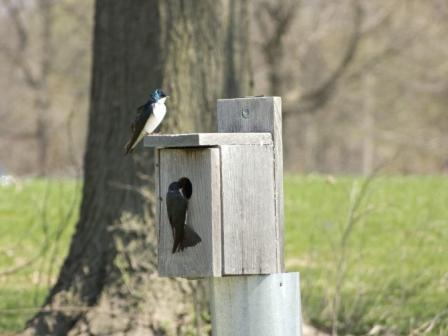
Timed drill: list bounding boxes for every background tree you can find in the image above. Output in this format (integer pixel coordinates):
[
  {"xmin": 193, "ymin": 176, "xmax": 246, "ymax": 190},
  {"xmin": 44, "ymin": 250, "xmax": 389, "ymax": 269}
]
[
  {"xmin": 0, "ymin": 0, "xmax": 54, "ymax": 176},
  {"xmin": 1, "ymin": 0, "xmax": 448, "ymax": 176},
  {"xmin": 23, "ymin": 1, "xmax": 251, "ymax": 335},
  {"xmin": 0, "ymin": 0, "xmax": 92, "ymax": 176},
  {"xmin": 251, "ymin": 0, "xmax": 448, "ymax": 173}
]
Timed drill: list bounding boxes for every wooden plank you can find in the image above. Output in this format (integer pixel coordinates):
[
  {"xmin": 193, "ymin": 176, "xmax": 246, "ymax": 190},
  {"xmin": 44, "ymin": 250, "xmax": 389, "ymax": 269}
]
[
  {"xmin": 158, "ymin": 148, "xmax": 221, "ymax": 277},
  {"xmin": 220, "ymin": 145, "xmax": 277, "ymax": 274},
  {"xmin": 144, "ymin": 132, "xmax": 272, "ymax": 148},
  {"xmin": 217, "ymin": 97, "xmax": 284, "ymax": 271},
  {"xmin": 155, "ymin": 149, "xmax": 161, "ymax": 246}
]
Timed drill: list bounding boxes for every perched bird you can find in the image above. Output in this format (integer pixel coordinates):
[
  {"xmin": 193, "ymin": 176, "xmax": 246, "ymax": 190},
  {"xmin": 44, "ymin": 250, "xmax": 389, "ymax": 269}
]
[
  {"xmin": 166, "ymin": 177, "xmax": 201, "ymax": 254},
  {"xmin": 124, "ymin": 89, "xmax": 168, "ymax": 154}
]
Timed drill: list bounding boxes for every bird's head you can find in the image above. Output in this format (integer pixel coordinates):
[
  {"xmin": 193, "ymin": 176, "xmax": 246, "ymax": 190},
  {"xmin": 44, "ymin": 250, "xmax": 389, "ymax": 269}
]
[
  {"xmin": 178, "ymin": 177, "xmax": 192, "ymax": 199},
  {"xmin": 150, "ymin": 89, "xmax": 168, "ymax": 103}
]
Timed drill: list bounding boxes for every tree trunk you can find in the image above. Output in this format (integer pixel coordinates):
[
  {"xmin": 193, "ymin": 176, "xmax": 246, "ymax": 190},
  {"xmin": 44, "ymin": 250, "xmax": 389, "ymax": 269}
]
[
  {"xmin": 224, "ymin": 0, "xmax": 253, "ymax": 97},
  {"xmin": 35, "ymin": 92, "xmax": 50, "ymax": 176},
  {"xmin": 23, "ymin": 1, "xmax": 251, "ymax": 335},
  {"xmin": 36, "ymin": 0, "xmax": 54, "ymax": 176},
  {"xmin": 362, "ymin": 74, "xmax": 375, "ymax": 175}
]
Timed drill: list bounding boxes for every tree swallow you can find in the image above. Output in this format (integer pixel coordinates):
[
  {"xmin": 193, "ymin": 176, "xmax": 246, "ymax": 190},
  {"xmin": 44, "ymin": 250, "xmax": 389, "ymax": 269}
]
[
  {"xmin": 124, "ymin": 88, "xmax": 168, "ymax": 154},
  {"xmin": 166, "ymin": 177, "xmax": 201, "ymax": 254}
]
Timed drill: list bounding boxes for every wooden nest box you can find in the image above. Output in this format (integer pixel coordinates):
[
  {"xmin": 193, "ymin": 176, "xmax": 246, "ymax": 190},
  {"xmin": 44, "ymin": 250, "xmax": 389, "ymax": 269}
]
[{"xmin": 144, "ymin": 97, "xmax": 284, "ymax": 278}]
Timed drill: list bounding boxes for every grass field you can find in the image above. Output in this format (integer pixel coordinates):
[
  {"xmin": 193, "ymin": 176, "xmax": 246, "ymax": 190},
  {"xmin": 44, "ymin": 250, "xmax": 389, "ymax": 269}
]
[
  {"xmin": 0, "ymin": 176, "xmax": 447, "ymax": 335},
  {"xmin": 0, "ymin": 179, "xmax": 80, "ymax": 333},
  {"xmin": 285, "ymin": 175, "xmax": 448, "ymax": 335}
]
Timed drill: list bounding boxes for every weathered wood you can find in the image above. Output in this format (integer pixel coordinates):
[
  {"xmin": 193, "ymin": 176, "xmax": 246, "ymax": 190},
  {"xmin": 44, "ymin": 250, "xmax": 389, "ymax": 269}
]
[
  {"xmin": 220, "ymin": 144, "xmax": 277, "ymax": 274},
  {"xmin": 210, "ymin": 273, "xmax": 302, "ymax": 336},
  {"xmin": 152, "ymin": 97, "xmax": 284, "ymax": 277},
  {"xmin": 155, "ymin": 149, "xmax": 161, "ymax": 242},
  {"xmin": 157, "ymin": 148, "xmax": 221, "ymax": 277},
  {"xmin": 144, "ymin": 132, "xmax": 272, "ymax": 148},
  {"xmin": 217, "ymin": 97, "xmax": 284, "ymax": 271}
]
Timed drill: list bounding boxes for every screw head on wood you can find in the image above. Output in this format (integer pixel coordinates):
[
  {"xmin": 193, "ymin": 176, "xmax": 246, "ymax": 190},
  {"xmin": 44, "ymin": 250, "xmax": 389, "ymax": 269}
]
[{"xmin": 241, "ymin": 108, "xmax": 250, "ymax": 119}]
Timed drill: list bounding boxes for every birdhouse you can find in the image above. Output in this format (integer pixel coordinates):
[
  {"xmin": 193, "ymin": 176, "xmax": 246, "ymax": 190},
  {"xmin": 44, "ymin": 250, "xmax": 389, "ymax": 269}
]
[{"xmin": 144, "ymin": 97, "xmax": 284, "ymax": 278}]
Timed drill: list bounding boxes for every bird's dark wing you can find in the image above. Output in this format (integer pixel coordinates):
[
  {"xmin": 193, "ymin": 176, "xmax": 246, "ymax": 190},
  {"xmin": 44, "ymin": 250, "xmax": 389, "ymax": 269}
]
[
  {"xmin": 124, "ymin": 103, "xmax": 154, "ymax": 154},
  {"xmin": 166, "ymin": 189, "xmax": 188, "ymax": 253}
]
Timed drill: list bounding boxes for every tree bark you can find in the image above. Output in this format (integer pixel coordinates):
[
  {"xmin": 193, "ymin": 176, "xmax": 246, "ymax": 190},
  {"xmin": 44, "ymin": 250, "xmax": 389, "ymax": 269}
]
[{"xmin": 23, "ymin": 1, "xmax": 250, "ymax": 335}]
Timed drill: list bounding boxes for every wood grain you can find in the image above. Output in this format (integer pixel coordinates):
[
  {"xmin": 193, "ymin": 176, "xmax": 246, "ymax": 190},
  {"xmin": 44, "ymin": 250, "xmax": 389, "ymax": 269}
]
[
  {"xmin": 217, "ymin": 97, "xmax": 284, "ymax": 271},
  {"xmin": 157, "ymin": 148, "xmax": 221, "ymax": 277},
  {"xmin": 220, "ymin": 144, "xmax": 277, "ymax": 274}
]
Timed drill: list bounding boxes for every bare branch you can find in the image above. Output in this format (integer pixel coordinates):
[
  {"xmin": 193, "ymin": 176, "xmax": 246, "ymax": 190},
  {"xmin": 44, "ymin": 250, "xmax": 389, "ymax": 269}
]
[
  {"xmin": 295, "ymin": 0, "xmax": 364, "ymax": 114},
  {"xmin": 59, "ymin": 1, "xmax": 90, "ymax": 28},
  {"xmin": 3, "ymin": 0, "xmax": 28, "ymax": 50},
  {"xmin": 38, "ymin": 0, "xmax": 54, "ymax": 80},
  {"xmin": 255, "ymin": 0, "xmax": 300, "ymax": 95},
  {"xmin": 0, "ymin": 0, "xmax": 39, "ymax": 87},
  {"xmin": 346, "ymin": 35, "xmax": 416, "ymax": 82},
  {"xmin": 361, "ymin": 0, "xmax": 400, "ymax": 35}
]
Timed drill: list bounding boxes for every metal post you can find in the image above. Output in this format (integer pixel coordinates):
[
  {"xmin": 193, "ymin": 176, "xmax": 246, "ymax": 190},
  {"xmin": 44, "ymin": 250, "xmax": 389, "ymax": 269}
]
[{"xmin": 210, "ymin": 273, "xmax": 302, "ymax": 336}]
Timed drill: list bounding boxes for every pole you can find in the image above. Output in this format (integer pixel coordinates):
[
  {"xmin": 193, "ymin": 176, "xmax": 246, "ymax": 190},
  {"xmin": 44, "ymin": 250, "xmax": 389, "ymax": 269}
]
[{"xmin": 210, "ymin": 273, "xmax": 302, "ymax": 336}]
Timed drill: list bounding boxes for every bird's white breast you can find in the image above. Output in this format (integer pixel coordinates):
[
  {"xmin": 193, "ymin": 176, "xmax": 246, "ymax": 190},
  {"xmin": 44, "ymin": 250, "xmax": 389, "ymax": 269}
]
[{"xmin": 144, "ymin": 100, "xmax": 167, "ymax": 133}]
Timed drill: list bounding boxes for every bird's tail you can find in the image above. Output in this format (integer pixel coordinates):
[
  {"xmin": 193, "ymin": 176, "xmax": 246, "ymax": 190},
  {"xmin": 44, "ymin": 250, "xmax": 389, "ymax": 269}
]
[{"xmin": 179, "ymin": 225, "xmax": 202, "ymax": 252}]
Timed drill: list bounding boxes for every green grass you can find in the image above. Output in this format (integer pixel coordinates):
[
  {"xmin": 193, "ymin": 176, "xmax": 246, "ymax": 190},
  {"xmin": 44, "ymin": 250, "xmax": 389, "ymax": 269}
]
[
  {"xmin": 0, "ymin": 176, "xmax": 447, "ymax": 334},
  {"xmin": 285, "ymin": 175, "xmax": 448, "ymax": 335},
  {"xmin": 0, "ymin": 179, "xmax": 80, "ymax": 334}
]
